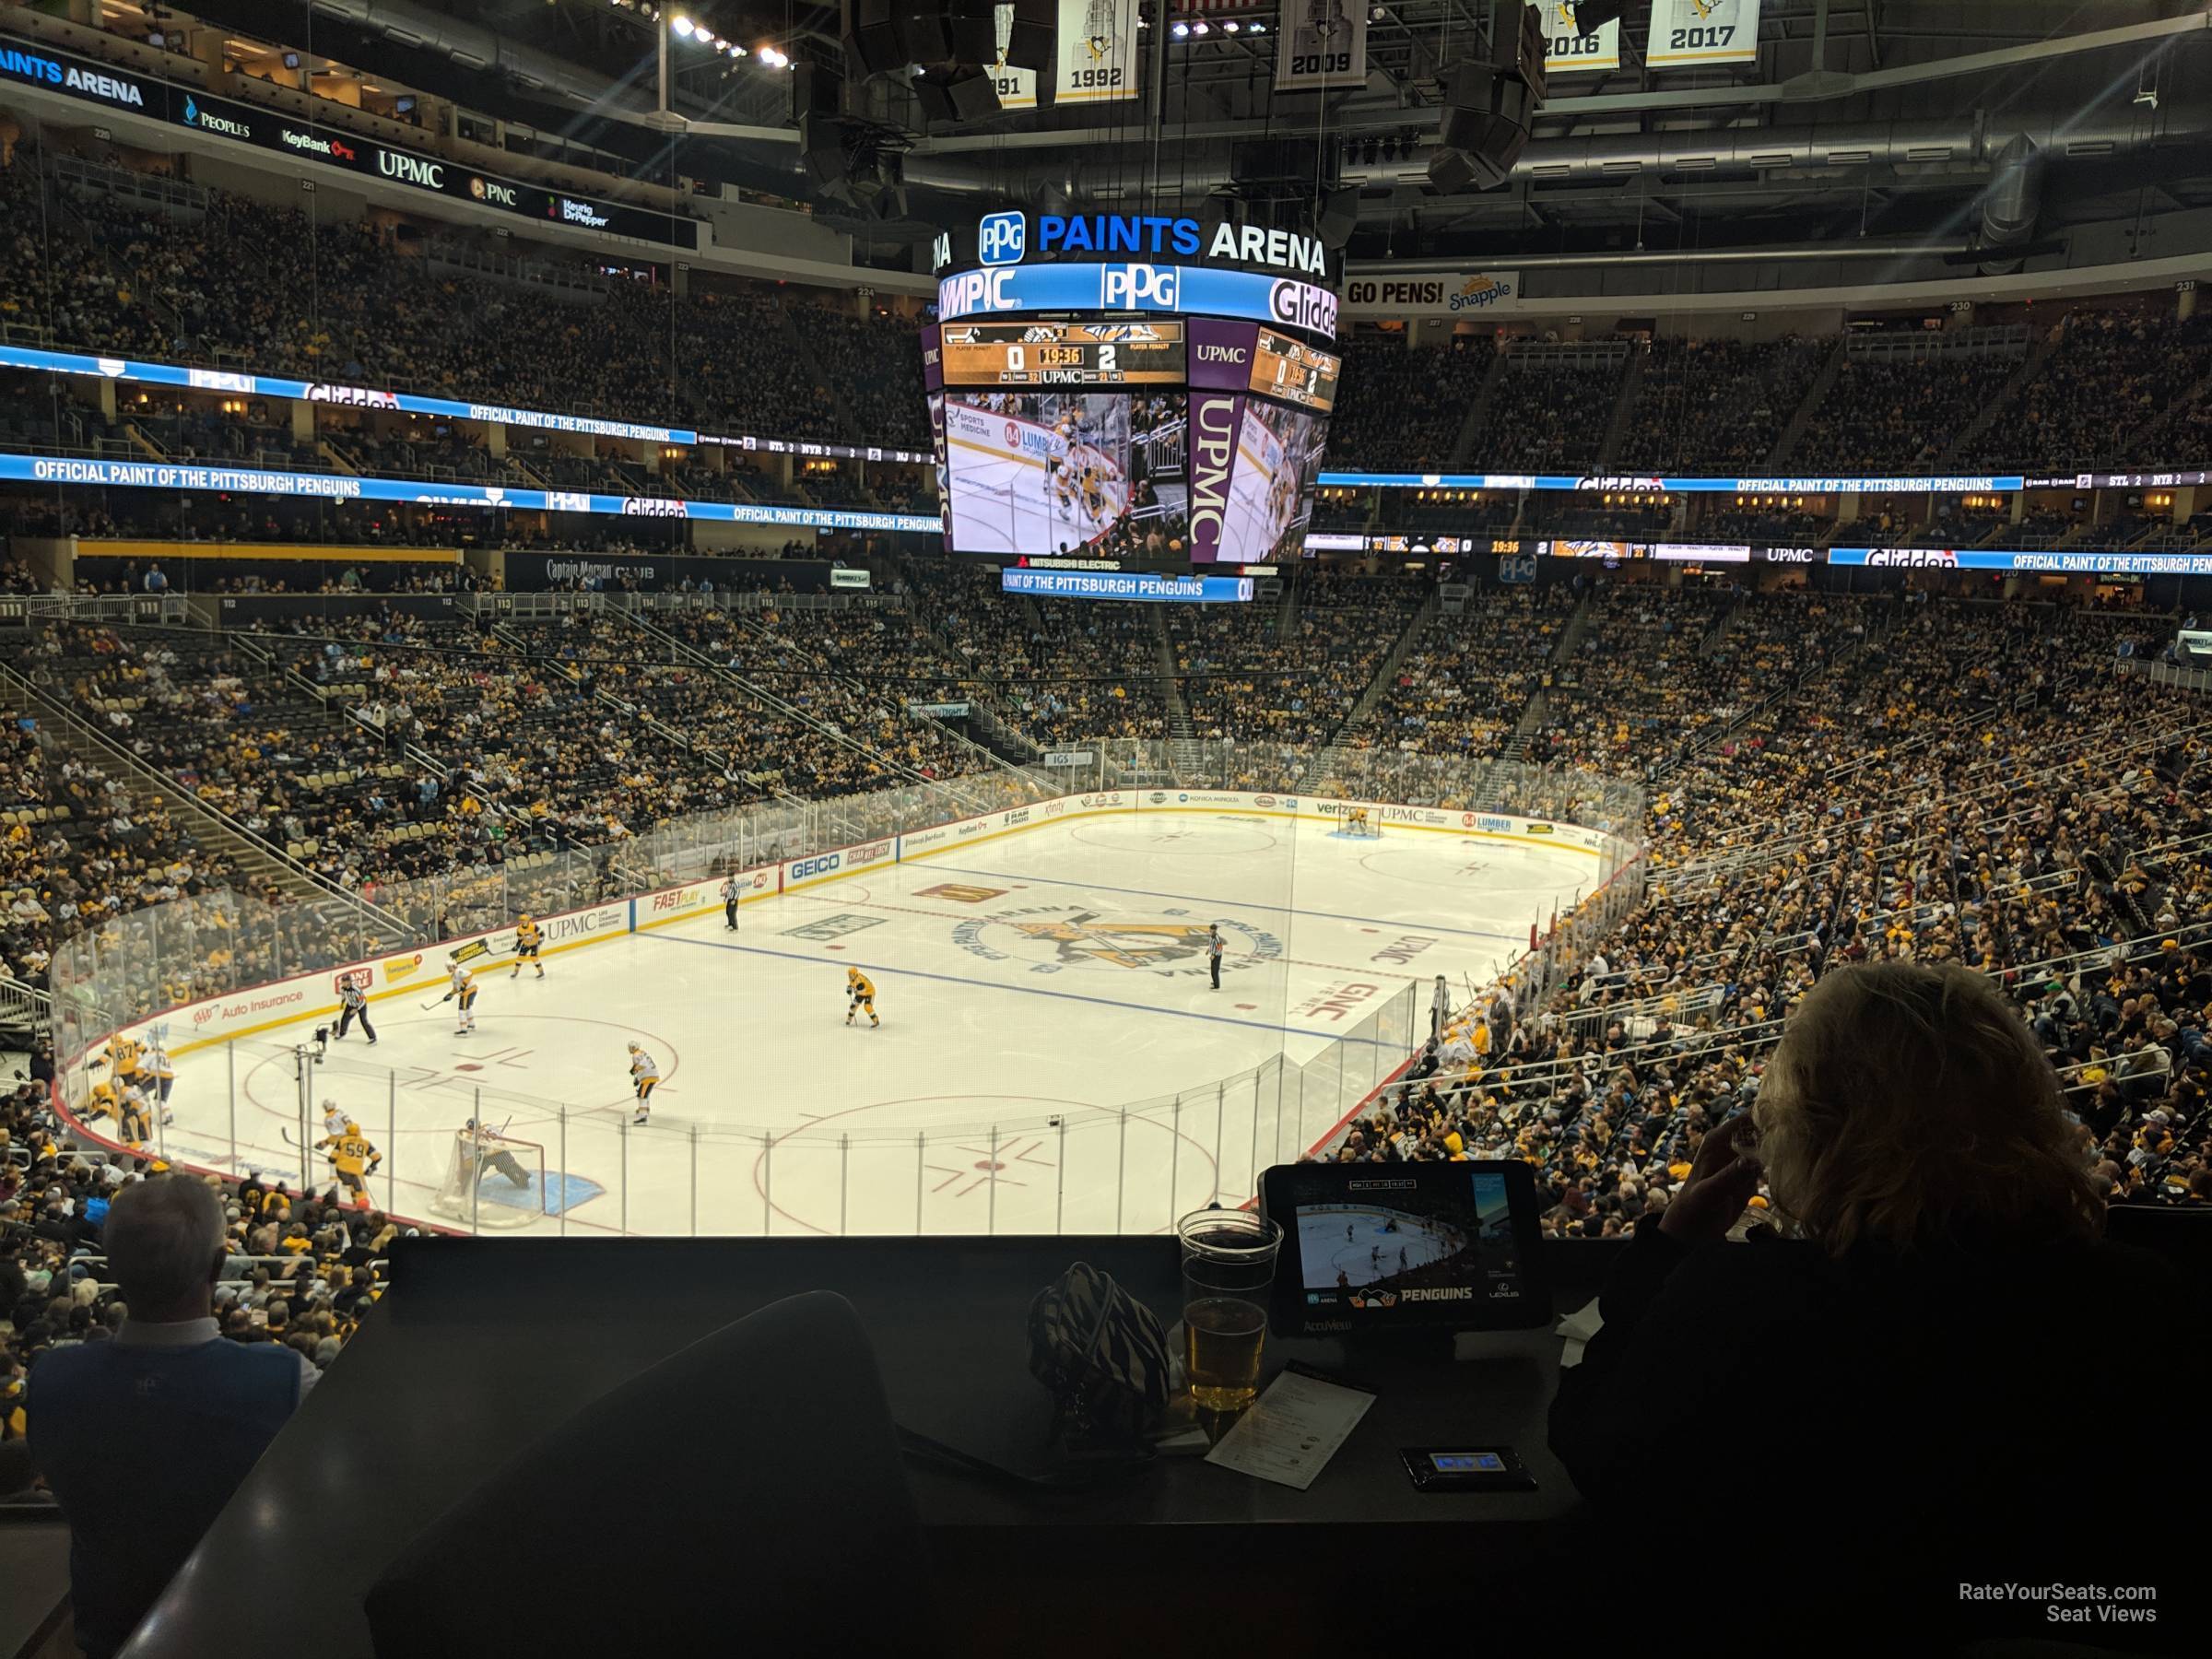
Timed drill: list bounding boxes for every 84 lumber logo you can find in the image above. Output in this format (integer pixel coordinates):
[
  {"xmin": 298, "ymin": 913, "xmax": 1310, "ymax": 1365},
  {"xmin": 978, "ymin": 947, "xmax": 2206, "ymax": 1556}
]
[{"xmin": 953, "ymin": 904, "xmax": 1283, "ymax": 977}]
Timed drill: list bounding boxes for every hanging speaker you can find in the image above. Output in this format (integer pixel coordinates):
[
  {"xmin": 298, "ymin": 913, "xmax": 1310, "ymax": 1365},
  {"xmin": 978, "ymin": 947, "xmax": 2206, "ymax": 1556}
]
[
  {"xmin": 798, "ymin": 112, "xmax": 853, "ymax": 197},
  {"xmin": 1566, "ymin": 1, "xmax": 1627, "ymax": 35},
  {"xmin": 897, "ymin": 1, "xmax": 957, "ymax": 65},
  {"xmin": 947, "ymin": 0, "xmax": 997, "ymax": 62},
  {"xmin": 843, "ymin": 0, "xmax": 904, "ymax": 79},
  {"xmin": 792, "ymin": 62, "xmax": 843, "ymax": 123},
  {"xmin": 1005, "ymin": 0, "xmax": 1055, "ymax": 71},
  {"xmin": 1316, "ymin": 184, "xmax": 1360, "ymax": 250}
]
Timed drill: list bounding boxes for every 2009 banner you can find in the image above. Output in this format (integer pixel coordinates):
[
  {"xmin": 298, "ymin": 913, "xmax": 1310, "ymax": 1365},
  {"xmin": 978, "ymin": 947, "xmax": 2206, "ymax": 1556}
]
[{"xmin": 1274, "ymin": 2, "xmax": 1368, "ymax": 92}]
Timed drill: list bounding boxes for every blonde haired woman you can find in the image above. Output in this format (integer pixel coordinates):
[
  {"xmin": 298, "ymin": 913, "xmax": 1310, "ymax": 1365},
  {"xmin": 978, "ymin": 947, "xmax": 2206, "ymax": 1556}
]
[{"xmin": 1549, "ymin": 963, "xmax": 2206, "ymax": 1651}]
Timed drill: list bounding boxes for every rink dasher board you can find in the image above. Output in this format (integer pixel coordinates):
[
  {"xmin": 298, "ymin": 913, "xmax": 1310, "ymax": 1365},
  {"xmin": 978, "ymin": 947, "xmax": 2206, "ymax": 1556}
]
[{"xmin": 63, "ymin": 791, "xmax": 1626, "ymax": 1068}]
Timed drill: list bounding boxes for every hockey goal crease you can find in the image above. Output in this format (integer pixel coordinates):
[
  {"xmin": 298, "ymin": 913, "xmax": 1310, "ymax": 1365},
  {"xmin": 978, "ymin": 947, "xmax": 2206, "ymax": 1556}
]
[{"xmin": 428, "ymin": 1127, "xmax": 548, "ymax": 1226}]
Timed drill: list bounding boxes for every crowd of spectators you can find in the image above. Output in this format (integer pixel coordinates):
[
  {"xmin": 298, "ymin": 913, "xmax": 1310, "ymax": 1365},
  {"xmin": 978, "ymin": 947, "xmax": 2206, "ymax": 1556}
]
[
  {"xmin": 1345, "ymin": 585, "xmax": 1577, "ymax": 758},
  {"xmin": 1, "ymin": 1077, "xmax": 402, "ymax": 1513},
  {"xmin": 0, "ymin": 146, "xmax": 911, "ymax": 453},
  {"xmin": 1796, "ymin": 346, "xmax": 2023, "ymax": 471},
  {"xmin": 1314, "ymin": 590, "xmax": 2211, "ymax": 1243},
  {"xmin": 1958, "ymin": 309, "xmax": 2212, "ymax": 472},
  {"xmin": 1613, "ymin": 336, "xmax": 1827, "ymax": 472},
  {"xmin": 1327, "ymin": 334, "xmax": 1494, "ymax": 469},
  {"xmin": 1457, "ymin": 358, "xmax": 1625, "ymax": 473}
]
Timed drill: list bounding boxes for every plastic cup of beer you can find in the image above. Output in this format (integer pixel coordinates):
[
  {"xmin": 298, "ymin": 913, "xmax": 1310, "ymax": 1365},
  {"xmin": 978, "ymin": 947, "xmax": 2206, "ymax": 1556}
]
[{"xmin": 1178, "ymin": 1208, "xmax": 1284, "ymax": 1415}]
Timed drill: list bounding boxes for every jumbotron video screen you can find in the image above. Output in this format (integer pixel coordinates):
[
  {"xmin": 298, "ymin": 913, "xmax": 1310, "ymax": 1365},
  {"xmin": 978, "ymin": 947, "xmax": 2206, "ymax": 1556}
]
[{"xmin": 923, "ymin": 307, "xmax": 1337, "ymax": 564}]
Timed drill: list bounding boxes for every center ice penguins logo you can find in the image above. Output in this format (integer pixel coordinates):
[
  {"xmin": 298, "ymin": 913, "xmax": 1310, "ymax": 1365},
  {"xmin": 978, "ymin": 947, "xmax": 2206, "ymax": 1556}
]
[{"xmin": 954, "ymin": 905, "xmax": 1283, "ymax": 977}]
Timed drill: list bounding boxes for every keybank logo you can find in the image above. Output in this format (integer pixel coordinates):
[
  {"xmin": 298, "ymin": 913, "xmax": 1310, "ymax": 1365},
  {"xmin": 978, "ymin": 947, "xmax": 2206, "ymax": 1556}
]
[{"xmin": 980, "ymin": 210, "xmax": 1026, "ymax": 265}]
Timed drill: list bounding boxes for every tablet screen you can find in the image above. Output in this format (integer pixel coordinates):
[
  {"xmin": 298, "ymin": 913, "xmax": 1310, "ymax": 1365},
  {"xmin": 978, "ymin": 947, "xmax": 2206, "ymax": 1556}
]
[{"xmin": 1271, "ymin": 1165, "xmax": 1537, "ymax": 1328}]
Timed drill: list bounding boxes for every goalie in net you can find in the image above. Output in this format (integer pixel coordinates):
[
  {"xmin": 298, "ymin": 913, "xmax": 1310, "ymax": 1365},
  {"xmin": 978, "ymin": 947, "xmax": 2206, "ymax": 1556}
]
[
  {"xmin": 1343, "ymin": 807, "xmax": 1382, "ymax": 837},
  {"xmin": 429, "ymin": 1118, "xmax": 546, "ymax": 1223}
]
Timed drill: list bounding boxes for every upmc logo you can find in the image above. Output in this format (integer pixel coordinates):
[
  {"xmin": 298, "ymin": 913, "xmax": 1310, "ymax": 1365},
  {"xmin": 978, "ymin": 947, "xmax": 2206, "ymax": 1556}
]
[
  {"xmin": 942, "ymin": 268, "xmax": 1015, "ymax": 316},
  {"xmin": 980, "ymin": 210, "xmax": 1026, "ymax": 265},
  {"xmin": 1102, "ymin": 264, "xmax": 1177, "ymax": 309}
]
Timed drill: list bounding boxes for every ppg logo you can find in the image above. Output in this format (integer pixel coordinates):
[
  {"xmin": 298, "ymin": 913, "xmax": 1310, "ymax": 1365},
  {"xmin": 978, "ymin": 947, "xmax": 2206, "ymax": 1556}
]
[
  {"xmin": 1101, "ymin": 264, "xmax": 1178, "ymax": 309},
  {"xmin": 979, "ymin": 211, "xmax": 1026, "ymax": 265}
]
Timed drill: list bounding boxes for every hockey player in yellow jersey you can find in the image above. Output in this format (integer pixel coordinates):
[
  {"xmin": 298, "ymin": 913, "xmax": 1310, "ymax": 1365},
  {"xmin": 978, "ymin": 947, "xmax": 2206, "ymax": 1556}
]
[
  {"xmin": 103, "ymin": 1033, "xmax": 144, "ymax": 1093},
  {"xmin": 511, "ymin": 914, "xmax": 545, "ymax": 979},
  {"xmin": 846, "ymin": 967, "xmax": 879, "ymax": 1028},
  {"xmin": 315, "ymin": 1119, "xmax": 382, "ymax": 1207},
  {"xmin": 84, "ymin": 1077, "xmax": 119, "ymax": 1125}
]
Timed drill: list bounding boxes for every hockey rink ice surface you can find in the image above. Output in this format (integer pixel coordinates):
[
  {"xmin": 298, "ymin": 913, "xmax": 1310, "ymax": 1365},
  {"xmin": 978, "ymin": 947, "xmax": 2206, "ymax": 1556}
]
[{"xmin": 161, "ymin": 813, "xmax": 1598, "ymax": 1236}]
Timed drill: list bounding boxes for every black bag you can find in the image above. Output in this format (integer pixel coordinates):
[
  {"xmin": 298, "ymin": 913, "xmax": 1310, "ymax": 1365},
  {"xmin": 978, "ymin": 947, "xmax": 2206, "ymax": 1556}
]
[{"xmin": 1026, "ymin": 1262, "xmax": 1171, "ymax": 1449}]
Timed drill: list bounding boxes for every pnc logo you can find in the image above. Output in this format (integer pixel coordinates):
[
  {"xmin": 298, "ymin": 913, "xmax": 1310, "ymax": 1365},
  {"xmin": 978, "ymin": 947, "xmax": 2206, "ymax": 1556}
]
[{"xmin": 980, "ymin": 210, "xmax": 1026, "ymax": 265}]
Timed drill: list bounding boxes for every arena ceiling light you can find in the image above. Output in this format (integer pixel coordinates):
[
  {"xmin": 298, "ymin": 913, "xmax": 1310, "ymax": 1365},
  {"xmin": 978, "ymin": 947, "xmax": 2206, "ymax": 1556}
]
[{"xmin": 670, "ymin": 15, "xmax": 695, "ymax": 37}]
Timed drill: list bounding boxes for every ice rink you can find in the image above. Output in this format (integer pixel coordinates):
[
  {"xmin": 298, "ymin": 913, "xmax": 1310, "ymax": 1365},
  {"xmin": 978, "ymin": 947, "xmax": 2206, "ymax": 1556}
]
[
  {"xmin": 156, "ymin": 811, "xmax": 1599, "ymax": 1236},
  {"xmin": 946, "ymin": 445, "xmax": 1118, "ymax": 555}
]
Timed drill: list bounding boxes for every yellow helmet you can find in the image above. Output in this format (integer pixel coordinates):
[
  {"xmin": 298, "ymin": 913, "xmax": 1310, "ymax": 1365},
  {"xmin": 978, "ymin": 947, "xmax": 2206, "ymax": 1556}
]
[
  {"xmin": 520, "ymin": 913, "xmax": 532, "ymax": 924},
  {"xmin": 847, "ymin": 968, "xmax": 862, "ymax": 982}
]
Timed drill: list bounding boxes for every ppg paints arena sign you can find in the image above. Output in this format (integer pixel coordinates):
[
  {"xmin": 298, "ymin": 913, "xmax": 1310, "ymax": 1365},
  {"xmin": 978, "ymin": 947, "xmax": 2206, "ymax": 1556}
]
[{"xmin": 933, "ymin": 209, "xmax": 1341, "ymax": 338}]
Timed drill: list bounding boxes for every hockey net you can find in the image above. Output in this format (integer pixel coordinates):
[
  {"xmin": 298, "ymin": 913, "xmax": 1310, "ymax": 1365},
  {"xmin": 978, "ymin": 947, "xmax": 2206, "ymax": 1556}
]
[
  {"xmin": 1343, "ymin": 809, "xmax": 1382, "ymax": 838},
  {"xmin": 428, "ymin": 1128, "xmax": 548, "ymax": 1226}
]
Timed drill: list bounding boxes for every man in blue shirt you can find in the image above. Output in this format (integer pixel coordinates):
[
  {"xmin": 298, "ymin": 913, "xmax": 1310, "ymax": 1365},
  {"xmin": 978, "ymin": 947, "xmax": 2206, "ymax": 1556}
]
[{"xmin": 29, "ymin": 1177, "xmax": 314, "ymax": 1657}]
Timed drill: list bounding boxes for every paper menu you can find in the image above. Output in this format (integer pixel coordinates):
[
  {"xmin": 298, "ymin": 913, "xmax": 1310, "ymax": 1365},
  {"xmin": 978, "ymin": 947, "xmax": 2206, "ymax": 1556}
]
[{"xmin": 1202, "ymin": 1367, "xmax": 1376, "ymax": 1490}]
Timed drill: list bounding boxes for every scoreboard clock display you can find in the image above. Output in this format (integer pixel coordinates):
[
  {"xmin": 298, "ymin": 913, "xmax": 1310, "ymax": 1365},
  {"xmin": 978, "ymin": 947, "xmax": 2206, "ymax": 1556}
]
[
  {"xmin": 1249, "ymin": 327, "xmax": 1340, "ymax": 414},
  {"xmin": 939, "ymin": 320, "xmax": 1187, "ymax": 386}
]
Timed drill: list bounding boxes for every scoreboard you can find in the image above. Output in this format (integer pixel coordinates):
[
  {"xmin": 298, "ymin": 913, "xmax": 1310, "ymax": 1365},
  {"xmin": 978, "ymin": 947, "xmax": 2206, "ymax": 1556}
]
[
  {"xmin": 1249, "ymin": 328, "xmax": 1340, "ymax": 415},
  {"xmin": 939, "ymin": 321, "xmax": 1187, "ymax": 387}
]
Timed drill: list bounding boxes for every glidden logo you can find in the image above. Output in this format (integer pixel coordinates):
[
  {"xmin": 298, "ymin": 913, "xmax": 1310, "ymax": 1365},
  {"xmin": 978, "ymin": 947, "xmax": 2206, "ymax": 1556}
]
[{"xmin": 1269, "ymin": 280, "xmax": 1337, "ymax": 335}]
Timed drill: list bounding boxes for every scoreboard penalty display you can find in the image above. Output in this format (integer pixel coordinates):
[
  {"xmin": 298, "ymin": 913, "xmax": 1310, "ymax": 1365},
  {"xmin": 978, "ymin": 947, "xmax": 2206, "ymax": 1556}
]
[
  {"xmin": 940, "ymin": 322, "xmax": 1186, "ymax": 387},
  {"xmin": 922, "ymin": 208, "xmax": 1342, "ymax": 571}
]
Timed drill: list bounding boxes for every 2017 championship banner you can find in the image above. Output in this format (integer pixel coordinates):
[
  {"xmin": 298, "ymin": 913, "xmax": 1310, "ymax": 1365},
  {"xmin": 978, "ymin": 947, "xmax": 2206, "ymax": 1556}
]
[{"xmin": 1649, "ymin": 0, "xmax": 1762, "ymax": 67}]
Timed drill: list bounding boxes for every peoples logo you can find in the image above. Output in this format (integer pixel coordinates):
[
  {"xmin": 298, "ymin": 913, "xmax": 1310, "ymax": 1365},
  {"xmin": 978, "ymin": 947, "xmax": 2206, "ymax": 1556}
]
[
  {"xmin": 979, "ymin": 210, "xmax": 1027, "ymax": 265},
  {"xmin": 952, "ymin": 905, "xmax": 1284, "ymax": 978}
]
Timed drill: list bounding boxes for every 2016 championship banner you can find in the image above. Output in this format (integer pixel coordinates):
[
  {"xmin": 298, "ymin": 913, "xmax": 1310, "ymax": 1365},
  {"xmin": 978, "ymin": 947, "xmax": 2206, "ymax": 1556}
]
[{"xmin": 1542, "ymin": 2, "xmax": 1619, "ymax": 73}]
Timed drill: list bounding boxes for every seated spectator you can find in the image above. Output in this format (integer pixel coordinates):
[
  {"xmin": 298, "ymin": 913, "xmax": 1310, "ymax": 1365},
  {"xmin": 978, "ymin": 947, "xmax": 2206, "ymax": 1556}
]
[
  {"xmin": 1548, "ymin": 963, "xmax": 2209, "ymax": 1647},
  {"xmin": 29, "ymin": 1175, "xmax": 316, "ymax": 1658}
]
